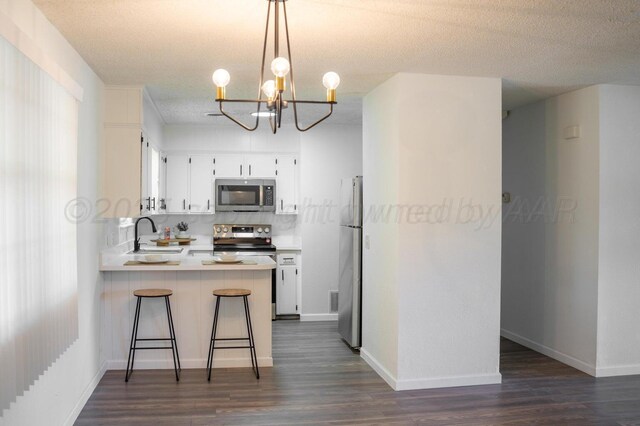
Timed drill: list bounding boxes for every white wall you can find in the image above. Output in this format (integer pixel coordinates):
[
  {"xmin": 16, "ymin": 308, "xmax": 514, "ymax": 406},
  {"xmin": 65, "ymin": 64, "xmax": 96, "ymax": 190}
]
[
  {"xmin": 361, "ymin": 74, "xmax": 401, "ymax": 380},
  {"xmin": 500, "ymin": 101, "xmax": 547, "ymax": 348},
  {"xmin": 362, "ymin": 73, "xmax": 502, "ymax": 390},
  {"xmin": 596, "ymin": 85, "xmax": 640, "ymax": 376},
  {"xmin": 299, "ymin": 124, "xmax": 363, "ymax": 317},
  {"xmin": 163, "ymin": 124, "xmax": 301, "ymax": 153},
  {"xmin": 0, "ymin": 1, "xmax": 105, "ymax": 425},
  {"xmin": 501, "ymin": 86, "xmax": 601, "ymax": 375}
]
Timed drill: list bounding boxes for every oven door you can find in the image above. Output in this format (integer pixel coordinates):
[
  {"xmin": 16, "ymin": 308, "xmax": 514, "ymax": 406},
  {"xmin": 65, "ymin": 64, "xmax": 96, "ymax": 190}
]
[{"xmin": 215, "ymin": 180, "xmax": 263, "ymax": 212}]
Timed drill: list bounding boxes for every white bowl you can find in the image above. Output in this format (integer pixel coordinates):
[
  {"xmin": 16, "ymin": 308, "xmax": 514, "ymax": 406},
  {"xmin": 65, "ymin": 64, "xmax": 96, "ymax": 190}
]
[
  {"xmin": 138, "ymin": 254, "xmax": 168, "ymax": 264},
  {"xmin": 219, "ymin": 254, "xmax": 238, "ymax": 262}
]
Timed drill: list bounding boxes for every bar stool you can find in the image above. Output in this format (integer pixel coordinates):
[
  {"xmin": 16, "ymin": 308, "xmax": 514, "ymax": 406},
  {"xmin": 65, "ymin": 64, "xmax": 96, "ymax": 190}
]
[
  {"xmin": 206, "ymin": 289, "xmax": 259, "ymax": 381},
  {"xmin": 125, "ymin": 289, "xmax": 181, "ymax": 382}
]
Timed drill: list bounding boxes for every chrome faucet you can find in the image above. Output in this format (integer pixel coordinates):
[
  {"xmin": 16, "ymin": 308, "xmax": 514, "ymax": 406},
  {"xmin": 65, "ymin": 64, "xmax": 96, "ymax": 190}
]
[{"xmin": 134, "ymin": 216, "xmax": 157, "ymax": 252}]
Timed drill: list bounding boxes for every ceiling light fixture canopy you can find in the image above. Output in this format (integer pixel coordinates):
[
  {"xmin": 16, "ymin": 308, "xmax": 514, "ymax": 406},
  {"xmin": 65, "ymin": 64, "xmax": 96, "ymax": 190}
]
[{"xmin": 211, "ymin": 0, "xmax": 340, "ymax": 133}]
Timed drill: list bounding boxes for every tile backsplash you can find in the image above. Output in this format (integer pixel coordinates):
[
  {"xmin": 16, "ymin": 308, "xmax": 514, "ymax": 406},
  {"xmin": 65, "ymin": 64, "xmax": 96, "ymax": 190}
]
[{"xmin": 104, "ymin": 213, "xmax": 299, "ymax": 248}]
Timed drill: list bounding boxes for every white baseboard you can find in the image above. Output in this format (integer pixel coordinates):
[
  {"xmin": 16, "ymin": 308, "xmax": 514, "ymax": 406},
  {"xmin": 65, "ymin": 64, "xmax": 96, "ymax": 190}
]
[
  {"xmin": 300, "ymin": 313, "xmax": 338, "ymax": 322},
  {"xmin": 501, "ymin": 328, "xmax": 597, "ymax": 376},
  {"xmin": 360, "ymin": 347, "xmax": 398, "ymax": 389},
  {"xmin": 360, "ymin": 347, "xmax": 501, "ymax": 391},
  {"xmin": 395, "ymin": 373, "xmax": 502, "ymax": 391},
  {"xmin": 63, "ymin": 361, "xmax": 107, "ymax": 426},
  {"xmin": 106, "ymin": 356, "xmax": 273, "ymax": 370},
  {"xmin": 595, "ymin": 363, "xmax": 640, "ymax": 377}
]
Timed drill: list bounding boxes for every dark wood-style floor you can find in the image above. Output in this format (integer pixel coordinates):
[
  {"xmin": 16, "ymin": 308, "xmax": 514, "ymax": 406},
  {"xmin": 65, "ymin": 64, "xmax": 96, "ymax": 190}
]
[{"xmin": 76, "ymin": 321, "xmax": 640, "ymax": 425}]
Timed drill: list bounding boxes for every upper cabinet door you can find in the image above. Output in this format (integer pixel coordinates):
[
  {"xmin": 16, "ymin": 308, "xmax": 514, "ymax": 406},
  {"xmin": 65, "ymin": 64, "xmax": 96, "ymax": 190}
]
[
  {"xmin": 246, "ymin": 154, "xmax": 276, "ymax": 178},
  {"xmin": 149, "ymin": 145, "xmax": 161, "ymax": 214},
  {"xmin": 140, "ymin": 137, "xmax": 150, "ymax": 214},
  {"xmin": 276, "ymin": 154, "xmax": 298, "ymax": 215},
  {"xmin": 190, "ymin": 155, "xmax": 214, "ymax": 213},
  {"xmin": 214, "ymin": 154, "xmax": 245, "ymax": 178},
  {"xmin": 165, "ymin": 154, "xmax": 189, "ymax": 213}
]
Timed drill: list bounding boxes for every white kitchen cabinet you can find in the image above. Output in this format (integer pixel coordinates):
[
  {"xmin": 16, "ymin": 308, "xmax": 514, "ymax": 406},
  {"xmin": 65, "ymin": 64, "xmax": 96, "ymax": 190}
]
[
  {"xmin": 149, "ymin": 145, "xmax": 161, "ymax": 213},
  {"xmin": 102, "ymin": 86, "xmax": 166, "ymax": 218},
  {"xmin": 276, "ymin": 154, "xmax": 298, "ymax": 214},
  {"xmin": 214, "ymin": 153, "xmax": 276, "ymax": 179},
  {"xmin": 214, "ymin": 154, "xmax": 244, "ymax": 178},
  {"xmin": 276, "ymin": 254, "xmax": 299, "ymax": 315},
  {"xmin": 165, "ymin": 154, "xmax": 189, "ymax": 213},
  {"xmin": 246, "ymin": 154, "xmax": 276, "ymax": 178},
  {"xmin": 189, "ymin": 155, "xmax": 214, "ymax": 213},
  {"xmin": 140, "ymin": 137, "xmax": 149, "ymax": 213},
  {"xmin": 140, "ymin": 137, "xmax": 162, "ymax": 214}
]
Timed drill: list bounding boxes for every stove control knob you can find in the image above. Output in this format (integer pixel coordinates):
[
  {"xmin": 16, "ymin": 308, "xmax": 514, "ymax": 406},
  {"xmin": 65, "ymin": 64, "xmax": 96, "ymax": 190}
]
[
  {"xmin": 223, "ymin": 227, "xmax": 228, "ymax": 233},
  {"xmin": 257, "ymin": 227, "xmax": 263, "ymax": 233},
  {"xmin": 215, "ymin": 227, "xmax": 221, "ymax": 233},
  {"xmin": 264, "ymin": 227, "xmax": 270, "ymax": 233}
]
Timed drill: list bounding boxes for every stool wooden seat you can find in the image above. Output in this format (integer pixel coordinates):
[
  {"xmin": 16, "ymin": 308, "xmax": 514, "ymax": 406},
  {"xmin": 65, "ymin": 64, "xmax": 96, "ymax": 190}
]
[
  {"xmin": 207, "ymin": 288, "xmax": 259, "ymax": 381},
  {"xmin": 213, "ymin": 288, "xmax": 251, "ymax": 297},
  {"xmin": 134, "ymin": 288, "xmax": 173, "ymax": 297},
  {"xmin": 125, "ymin": 289, "xmax": 180, "ymax": 382}
]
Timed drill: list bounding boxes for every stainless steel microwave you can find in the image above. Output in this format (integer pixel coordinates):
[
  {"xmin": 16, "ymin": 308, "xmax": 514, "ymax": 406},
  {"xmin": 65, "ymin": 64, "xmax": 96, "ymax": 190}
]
[{"xmin": 215, "ymin": 179, "xmax": 276, "ymax": 212}]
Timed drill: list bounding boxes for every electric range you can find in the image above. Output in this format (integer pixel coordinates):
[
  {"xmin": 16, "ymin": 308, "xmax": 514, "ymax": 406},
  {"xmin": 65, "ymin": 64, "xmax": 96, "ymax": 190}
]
[{"xmin": 213, "ymin": 224, "xmax": 277, "ymax": 319}]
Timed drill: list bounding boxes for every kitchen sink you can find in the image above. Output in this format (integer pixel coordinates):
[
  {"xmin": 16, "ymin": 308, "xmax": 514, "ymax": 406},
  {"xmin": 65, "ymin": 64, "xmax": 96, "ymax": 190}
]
[{"xmin": 128, "ymin": 248, "xmax": 184, "ymax": 255}]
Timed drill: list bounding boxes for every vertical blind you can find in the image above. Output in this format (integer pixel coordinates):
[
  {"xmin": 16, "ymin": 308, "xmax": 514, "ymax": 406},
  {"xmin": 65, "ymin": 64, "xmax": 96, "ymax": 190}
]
[{"xmin": 0, "ymin": 35, "xmax": 79, "ymax": 412}]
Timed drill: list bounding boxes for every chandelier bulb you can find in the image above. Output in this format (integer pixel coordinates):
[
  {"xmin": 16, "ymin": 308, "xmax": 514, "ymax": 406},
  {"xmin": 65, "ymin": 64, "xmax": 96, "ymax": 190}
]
[
  {"xmin": 212, "ymin": 69, "xmax": 231, "ymax": 88},
  {"xmin": 322, "ymin": 72, "xmax": 341, "ymax": 90},
  {"xmin": 271, "ymin": 57, "xmax": 291, "ymax": 78},
  {"xmin": 262, "ymin": 80, "xmax": 277, "ymax": 99}
]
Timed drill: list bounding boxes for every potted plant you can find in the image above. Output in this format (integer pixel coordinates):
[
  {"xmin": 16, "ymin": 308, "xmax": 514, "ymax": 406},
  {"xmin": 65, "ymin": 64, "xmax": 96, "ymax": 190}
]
[{"xmin": 175, "ymin": 221, "xmax": 190, "ymax": 239}]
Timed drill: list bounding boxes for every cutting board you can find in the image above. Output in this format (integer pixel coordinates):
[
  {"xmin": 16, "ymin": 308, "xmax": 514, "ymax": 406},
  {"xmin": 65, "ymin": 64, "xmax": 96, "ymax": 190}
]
[
  {"xmin": 124, "ymin": 261, "xmax": 181, "ymax": 266},
  {"xmin": 150, "ymin": 238, "xmax": 197, "ymax": 246}
]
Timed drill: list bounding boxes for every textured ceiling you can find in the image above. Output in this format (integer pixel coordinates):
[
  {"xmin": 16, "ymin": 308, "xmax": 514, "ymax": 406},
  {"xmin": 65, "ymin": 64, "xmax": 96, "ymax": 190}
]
[{"xmin": 33, "ymin": 0, "xmax": 640, "ymax": 125}]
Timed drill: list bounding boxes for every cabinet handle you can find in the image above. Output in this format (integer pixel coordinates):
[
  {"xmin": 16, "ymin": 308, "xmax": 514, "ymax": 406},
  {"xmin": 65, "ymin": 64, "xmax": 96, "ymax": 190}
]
[
  {"xmin": 282, "ymin": 270, "xmax": 284, "ymax": 281},
  {"xmin": 207, "ymin": 200, "xmax": 210, "ymax": 210},
  {"xmin": 281, "ymin": 199, "xmax": 283, "ymax": 211},
  {"xmin": 146, "ymin": 197, "xmax": 151, "ymax": 211},
  {"xmin": 183, "ymin": 199, "xmax": 186, "ymax": 210},
  {"xmin": 240, "ymin": 165, "xmax": 243, "ymax": 176},
  {"xmin": 249, "ymin": 165, "xmax": 252, "ymax": 176},
  {"xmin": 151, "ymin": 197, "xmax": 156, "ymax": 210}
]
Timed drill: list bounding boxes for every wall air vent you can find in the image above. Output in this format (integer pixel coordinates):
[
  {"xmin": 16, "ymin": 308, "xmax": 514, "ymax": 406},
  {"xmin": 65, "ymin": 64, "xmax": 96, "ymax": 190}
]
[{"xmin": 329, "ymin": 290, "xmax": 339, "ymax": 313}]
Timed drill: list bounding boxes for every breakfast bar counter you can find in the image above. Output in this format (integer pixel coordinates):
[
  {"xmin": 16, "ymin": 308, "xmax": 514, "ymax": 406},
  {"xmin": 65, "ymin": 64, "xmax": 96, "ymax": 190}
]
[{"xmin": 100, "ymin": 244, "xmax": 275, "ymax": 372}]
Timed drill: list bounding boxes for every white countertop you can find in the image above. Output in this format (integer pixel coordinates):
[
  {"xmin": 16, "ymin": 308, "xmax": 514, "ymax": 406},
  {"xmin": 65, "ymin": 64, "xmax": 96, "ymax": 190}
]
[
  {"xmin": 272, "ymin": 236, "xmax": 302, "ymax": 251},
  {"xmin": 100, "ymin": 235, "xmax": 276, "ymax": 272}
]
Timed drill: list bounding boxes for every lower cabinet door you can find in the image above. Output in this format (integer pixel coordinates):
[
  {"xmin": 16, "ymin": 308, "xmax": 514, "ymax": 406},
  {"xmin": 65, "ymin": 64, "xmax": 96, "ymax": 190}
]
[{"xmin": 276, "ymin": 266, "xmax": 297, "ymax": 315}]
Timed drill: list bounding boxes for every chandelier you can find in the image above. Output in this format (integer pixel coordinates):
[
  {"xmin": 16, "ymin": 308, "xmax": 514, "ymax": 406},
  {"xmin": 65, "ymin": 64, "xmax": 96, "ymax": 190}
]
[{"xmin": 211, "ymin": 0, "xmax": 340, "ymax": 134}]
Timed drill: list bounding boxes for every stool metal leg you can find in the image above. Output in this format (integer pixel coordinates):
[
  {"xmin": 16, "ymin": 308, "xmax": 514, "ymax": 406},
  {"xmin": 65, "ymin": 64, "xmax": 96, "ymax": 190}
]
[
  {"xmin": 125, "ymin": 296, "xmax": 142, "ymax": 382},
  {"xmin": 243, "ymin": 295, "xmax": 260, "ymax": 379},
  {"xmin": 207, "ymin": 296, "xmax": 221, "ymax": 381},
  {"xmin": 166, "ymin": 297, "xmax": 181, "ymax": 372},
  {"xmin": 164, "ymin": 296, "xmax": 180, "ymax": 381}
]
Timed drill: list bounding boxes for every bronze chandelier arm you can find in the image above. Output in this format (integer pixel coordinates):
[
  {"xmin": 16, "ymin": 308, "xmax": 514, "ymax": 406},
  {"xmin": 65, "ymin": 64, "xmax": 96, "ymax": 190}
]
[
  {"xmin": 217, "ymin": 100, "xmax": 261, "ymax": 131},
  {"xmin": 292, "ymin": 103, "xmax": 335, "ymax": 132}
]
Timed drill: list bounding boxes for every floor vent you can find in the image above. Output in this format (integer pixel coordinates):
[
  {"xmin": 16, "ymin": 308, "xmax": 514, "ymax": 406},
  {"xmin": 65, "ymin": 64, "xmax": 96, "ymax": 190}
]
[{"xmin": 329, "ymin": 290, "xmax": 339, "ymax": 313}]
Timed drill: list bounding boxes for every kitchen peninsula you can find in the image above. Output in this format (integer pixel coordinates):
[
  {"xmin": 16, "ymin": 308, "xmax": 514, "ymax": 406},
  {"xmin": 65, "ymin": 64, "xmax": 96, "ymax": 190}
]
[{"xmin": 100, "ymin": 238, "xmax": 275, "ymax": 371}]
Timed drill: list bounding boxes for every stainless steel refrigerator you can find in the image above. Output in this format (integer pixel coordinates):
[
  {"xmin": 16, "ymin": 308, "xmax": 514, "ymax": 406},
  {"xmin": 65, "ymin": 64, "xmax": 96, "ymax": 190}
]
[{"xmin": 338, "ymin": 176, "xmax": 363, "ymax": 348}]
